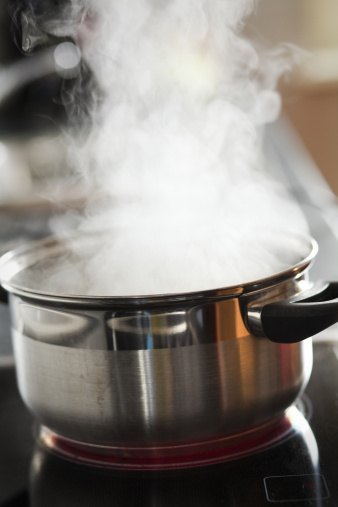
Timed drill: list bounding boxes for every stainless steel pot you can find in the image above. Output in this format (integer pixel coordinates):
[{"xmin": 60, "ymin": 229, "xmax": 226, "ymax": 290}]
[{"xmin": 0, "ymin": 232, "xmax": 336, "ymax": 455}]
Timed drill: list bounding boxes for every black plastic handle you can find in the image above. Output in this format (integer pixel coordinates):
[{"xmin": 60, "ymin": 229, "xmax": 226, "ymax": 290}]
[
  {"xmin": 261, "ymin": 282, "xmax": 338, "ymax": 344},
  {"xmin": 0, "ymin": 286, "xmax": 8, "ymax": 305}
]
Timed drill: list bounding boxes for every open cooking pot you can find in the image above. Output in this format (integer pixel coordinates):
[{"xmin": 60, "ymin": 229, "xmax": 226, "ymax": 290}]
[{"xmin": 0, "ymin": 231, "xmax": 337, "ymax": 465}]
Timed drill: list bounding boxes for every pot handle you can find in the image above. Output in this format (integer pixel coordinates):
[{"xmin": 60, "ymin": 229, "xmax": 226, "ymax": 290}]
[
  {"xmin": 261, "ymin": 282, "xmax": 338, "ymax": 343},
  {"xmin": 0, "ymin": 286, "xmax": 8, "ymax": 305}
]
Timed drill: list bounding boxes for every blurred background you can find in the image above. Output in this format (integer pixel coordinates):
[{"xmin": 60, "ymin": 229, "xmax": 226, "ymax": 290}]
[
  {"xmin": 0, "ymin": 0, "xmax": 87, "ymax": 250},
  {"xmin": 252, "ymin": 0, "xmax": 338, "ymax": 196},
  {"xmin": 0, "ymin": 0, "xmax": 337, "ymax": 212}
]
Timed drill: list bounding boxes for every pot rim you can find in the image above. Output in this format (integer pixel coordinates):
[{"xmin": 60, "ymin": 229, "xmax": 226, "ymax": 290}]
[{"xmin": 0, "ymin": 231, "xmax": 318, "ymax": 307}]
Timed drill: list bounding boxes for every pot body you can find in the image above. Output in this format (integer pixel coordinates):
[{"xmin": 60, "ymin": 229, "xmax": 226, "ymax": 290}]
[{"xmin": 9, "ymin": 279, "xmax": 313, "ymax": 447}]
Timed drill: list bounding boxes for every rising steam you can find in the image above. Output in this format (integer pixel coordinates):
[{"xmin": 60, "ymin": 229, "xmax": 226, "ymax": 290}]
[{"xmin": 19, "ymin": 0, "xmax": 309, "ymax": 296}]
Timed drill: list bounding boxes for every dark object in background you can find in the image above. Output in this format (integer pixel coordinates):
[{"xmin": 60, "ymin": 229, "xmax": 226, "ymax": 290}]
[
  {"xmin": 0, "ymin": 0, "xmax": 63, "ymax": 135},
  {"xmin": 0, "ymin": 0, "xmax": 97, "ymax": 137}
]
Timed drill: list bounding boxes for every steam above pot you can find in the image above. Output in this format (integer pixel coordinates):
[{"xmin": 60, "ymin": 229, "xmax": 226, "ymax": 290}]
[{"xmin": 15, "ymin": 0, "xmax": 307, "ymax": 295}]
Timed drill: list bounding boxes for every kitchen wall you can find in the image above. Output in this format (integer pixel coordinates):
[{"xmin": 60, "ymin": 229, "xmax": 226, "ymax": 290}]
[{"xmin": 252, "ymin": 1, "xmax": 338, "ymax": 195}]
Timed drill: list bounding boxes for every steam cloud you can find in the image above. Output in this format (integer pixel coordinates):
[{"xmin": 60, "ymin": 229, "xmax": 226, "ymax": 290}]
[{"xmin": 21, "ymin": 0, "xmax": 309, "ymax": 296}]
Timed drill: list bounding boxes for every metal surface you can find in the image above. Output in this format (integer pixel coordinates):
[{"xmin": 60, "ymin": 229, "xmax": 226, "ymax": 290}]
[
  {"xmin": 11, "ymin": 312, "xmax": 313, "ymax": 445},
  {"xmin": 0, "ymin": 230, "xmax": 318, "ymax": 447}
]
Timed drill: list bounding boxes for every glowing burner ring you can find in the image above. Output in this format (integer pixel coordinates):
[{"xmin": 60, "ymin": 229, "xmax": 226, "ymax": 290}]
[{"xmin": 39, "ymin": 406, "xmax": 304, "ymax": 471}]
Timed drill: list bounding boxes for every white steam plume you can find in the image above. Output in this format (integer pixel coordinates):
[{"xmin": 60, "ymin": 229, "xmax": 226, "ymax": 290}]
[{"xmin": 24, "ymin": 0, "xmax": 309, "ymax": 296}]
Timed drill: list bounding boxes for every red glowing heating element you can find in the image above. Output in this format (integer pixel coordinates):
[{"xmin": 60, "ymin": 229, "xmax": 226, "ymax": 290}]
[{"xmin": 39, "ymin": 408, "xmax": 299, "ymax": 471}]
